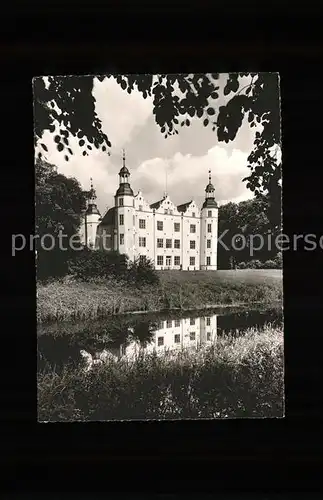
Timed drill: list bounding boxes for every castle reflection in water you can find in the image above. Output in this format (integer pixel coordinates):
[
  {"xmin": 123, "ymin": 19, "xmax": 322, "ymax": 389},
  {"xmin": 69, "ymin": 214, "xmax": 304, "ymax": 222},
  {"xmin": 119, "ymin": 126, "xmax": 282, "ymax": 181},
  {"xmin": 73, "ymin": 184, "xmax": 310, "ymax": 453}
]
[{"xmin": 113, "ymin": 314, "xmax": 218, "ymax": 360}]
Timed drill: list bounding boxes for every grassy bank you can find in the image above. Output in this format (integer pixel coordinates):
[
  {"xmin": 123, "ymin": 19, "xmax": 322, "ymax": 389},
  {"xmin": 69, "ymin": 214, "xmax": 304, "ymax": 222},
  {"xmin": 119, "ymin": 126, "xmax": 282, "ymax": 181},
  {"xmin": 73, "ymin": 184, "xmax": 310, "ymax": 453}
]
[
  {"xmin": 38, "ymin": 324, "xmax": 284, "ymax": 421},
  {"xmin": 37, "ymin": 269, "xmax": 283, "ymax": 323}
]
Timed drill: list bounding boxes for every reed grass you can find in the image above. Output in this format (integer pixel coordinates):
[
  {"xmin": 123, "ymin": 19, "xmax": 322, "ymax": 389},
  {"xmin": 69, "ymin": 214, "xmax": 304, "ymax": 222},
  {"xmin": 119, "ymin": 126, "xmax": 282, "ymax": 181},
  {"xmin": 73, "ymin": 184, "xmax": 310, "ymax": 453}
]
[{"xmin": 37, "ymin": 270, "xmax": 282, "ymax": 323}]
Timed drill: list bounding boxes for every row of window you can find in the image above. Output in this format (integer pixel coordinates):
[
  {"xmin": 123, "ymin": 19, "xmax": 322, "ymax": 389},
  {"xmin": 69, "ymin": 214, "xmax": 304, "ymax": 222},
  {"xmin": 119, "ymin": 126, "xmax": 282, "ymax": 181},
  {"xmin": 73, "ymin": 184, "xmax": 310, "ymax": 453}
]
[
  {"xmin": 159, "ymin": 317, "xmax": 211, "ymax": 328},
  {"xmin": 119, "ymin": 235, "xmax": 212, "ymax": 249},
  {"xmin": 119, "ymin": 216, "xmax": 214, "ymax": 230},
  {"xmin": 157, "ymin": 331, "xmax": 212, "ymax": 346},
  {"xmin": 156, "ymin": 255, "xmax": 212, "ymax": 266}
]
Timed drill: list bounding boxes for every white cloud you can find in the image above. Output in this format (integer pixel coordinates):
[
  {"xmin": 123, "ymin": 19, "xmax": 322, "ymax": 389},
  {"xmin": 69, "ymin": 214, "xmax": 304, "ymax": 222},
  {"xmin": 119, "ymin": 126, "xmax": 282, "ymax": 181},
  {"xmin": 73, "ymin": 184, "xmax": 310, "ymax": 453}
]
[
  {"xmin": 92, "ymin": 77, "xmax": 153, "ymax": 149},
  {"xmin": 131, "ymin": 145, "xmax": 253, "ymax": 209}
]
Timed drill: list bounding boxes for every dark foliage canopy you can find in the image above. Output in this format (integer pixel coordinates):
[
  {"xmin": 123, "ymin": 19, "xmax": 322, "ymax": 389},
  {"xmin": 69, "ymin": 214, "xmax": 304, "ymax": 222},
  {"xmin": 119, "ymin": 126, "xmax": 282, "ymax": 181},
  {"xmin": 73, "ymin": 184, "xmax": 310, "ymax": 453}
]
[{"xmin": 33, "ymin": 73, "xmax": 281, "ymax": 227}]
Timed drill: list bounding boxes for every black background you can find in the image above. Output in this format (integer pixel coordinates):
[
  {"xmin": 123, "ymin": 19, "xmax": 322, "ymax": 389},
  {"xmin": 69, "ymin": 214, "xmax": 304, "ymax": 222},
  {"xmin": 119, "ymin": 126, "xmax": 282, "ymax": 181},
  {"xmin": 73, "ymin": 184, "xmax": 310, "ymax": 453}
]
[{"xmin": 1, "ymin": 2, "xmax": 322, "ymax": 496}]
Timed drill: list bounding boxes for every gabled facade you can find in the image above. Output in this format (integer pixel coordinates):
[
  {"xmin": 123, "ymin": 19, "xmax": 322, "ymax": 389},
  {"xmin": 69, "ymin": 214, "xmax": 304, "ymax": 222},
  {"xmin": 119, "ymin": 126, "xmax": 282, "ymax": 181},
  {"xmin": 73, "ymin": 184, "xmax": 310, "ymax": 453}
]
[{"xmin": 80, "ymin": 152, "xmax": 219, "ymax": 270}]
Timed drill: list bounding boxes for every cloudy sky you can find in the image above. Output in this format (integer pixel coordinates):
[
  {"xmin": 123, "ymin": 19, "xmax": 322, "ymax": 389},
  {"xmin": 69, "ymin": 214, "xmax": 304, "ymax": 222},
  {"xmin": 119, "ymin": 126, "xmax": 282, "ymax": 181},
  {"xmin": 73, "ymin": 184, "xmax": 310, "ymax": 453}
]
[{"xmin": 36, "ymin": 74, "xmax": 265, "ymax": 214}]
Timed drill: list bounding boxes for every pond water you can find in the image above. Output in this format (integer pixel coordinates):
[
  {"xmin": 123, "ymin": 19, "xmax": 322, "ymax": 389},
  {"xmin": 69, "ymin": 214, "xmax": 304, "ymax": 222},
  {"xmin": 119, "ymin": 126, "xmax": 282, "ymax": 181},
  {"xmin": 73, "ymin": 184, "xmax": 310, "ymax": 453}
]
[{"xmin": 37, "ymin": 304, "xmax": 283, "ymax": 372}]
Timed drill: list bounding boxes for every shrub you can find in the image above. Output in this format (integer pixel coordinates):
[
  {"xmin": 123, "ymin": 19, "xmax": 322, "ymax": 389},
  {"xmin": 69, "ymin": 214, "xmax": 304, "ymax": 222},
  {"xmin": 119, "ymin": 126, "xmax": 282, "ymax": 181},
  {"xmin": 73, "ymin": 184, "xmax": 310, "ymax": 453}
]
[
  {"xmin": 128, "ymin": 256, "xmax": 160, "ymax": 286},
  {"xmin": 246, "ymin": 259, "xmax": 262, "ymax": 269},
  {"xmin": 263, "ymin": 259, "xmax": 277, "ymax": 269},
  {"xmin": 68, "ymin": 248, "xmax": 128, "ymax": 281},
  {"xmin": 237, "ymin": 261, "xmax": 246, "ymax": 269},
  {"xmin": 274, "ymin": 252, "xmax": 283, "ymax": 269}
]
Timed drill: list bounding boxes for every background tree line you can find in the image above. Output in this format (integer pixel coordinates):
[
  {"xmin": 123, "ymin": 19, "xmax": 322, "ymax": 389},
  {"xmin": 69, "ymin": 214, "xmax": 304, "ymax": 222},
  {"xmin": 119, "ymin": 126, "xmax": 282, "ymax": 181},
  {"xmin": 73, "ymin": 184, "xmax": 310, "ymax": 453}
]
[{"xmin": 218, "ymin": 197, "xmax": 282, "ymax": 269}]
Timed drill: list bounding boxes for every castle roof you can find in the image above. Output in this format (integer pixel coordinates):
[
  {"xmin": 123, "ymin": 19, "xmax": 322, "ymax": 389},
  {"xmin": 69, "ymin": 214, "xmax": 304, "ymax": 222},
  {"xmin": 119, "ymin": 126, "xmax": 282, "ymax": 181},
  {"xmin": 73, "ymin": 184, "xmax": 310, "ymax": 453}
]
[
  {"xmin": 119, "ymin": 165, "xmax": 130, "ymax": 175},
  {"xmin": 115, "ymin": 183, "xmax": 134, "ymax": 196},
  {"xmin": 205, "ymin": 182, "xmax": 215, "ymax": 193},
  {"xmin": 86, "ymin": 203, "xmax": 101, "ymax": 216},
  {"xmin": 202, "ymin": 198, "xmax": 218, "ymax": 209},
  {"xmin": 98, "ymin": 207, "xmax": 115, "ymax": 226},
  {"xmin": 150, "ymin": 198, "xmax": 165, "ymax": 210},
  {"xmin": 177, "ymin": 201, "xmax": 193, "ymax": 213}
]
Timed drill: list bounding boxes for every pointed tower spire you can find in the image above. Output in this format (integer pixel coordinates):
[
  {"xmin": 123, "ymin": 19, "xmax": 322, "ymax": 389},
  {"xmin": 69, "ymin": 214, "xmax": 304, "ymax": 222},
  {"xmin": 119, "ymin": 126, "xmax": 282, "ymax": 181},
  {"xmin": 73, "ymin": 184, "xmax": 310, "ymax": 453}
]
[
  {"xmin": 202, "ymin": 167, "xmax": 217, "ymax": 209},
  {"xmin": 86, "ymin": 178, "xmax": 100, "ymax": 215},
  {"xmin": 116, "ymin": 148, "xmax": 134, "ymax": 196},
  {"xmin": 89, "ymin": 177, "xmax": 96, "ymax": 201}
]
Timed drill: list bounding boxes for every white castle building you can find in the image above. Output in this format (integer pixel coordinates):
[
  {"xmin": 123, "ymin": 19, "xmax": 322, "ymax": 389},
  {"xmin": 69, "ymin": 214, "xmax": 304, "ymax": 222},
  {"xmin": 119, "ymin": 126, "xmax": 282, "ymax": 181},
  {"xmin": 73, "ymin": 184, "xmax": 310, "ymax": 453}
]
[{"xmin": 80, "ymin": 151, "xmax": 219, "ymax": 270}]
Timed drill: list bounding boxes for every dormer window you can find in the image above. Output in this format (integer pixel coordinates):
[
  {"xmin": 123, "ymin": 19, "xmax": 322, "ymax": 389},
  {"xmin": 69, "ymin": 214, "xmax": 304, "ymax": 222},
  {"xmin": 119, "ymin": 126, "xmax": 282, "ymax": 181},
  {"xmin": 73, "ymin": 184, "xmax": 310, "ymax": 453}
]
[
  {"xmin": 192, "ymin": 212, "xmax": 196, "ymax": 218},
  {"xmin": 139, "ymin": 205, "xmax": 143, "ymax": 211}
]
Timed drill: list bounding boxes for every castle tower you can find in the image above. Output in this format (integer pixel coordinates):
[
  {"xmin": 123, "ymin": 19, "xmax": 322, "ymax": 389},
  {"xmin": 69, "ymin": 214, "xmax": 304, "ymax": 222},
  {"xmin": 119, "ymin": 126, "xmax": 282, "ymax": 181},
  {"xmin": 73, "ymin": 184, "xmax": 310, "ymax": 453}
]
[
  {"xmin": 114, "ymin": 149, "xmax": 135, "ymax": 260},
  {"xmin": 200, "ymin": 169, "xmax": 218, "ymax": 270},
  {"xmin": 83, "ymin": 178, "xmax": 101, "ymax": 249}
]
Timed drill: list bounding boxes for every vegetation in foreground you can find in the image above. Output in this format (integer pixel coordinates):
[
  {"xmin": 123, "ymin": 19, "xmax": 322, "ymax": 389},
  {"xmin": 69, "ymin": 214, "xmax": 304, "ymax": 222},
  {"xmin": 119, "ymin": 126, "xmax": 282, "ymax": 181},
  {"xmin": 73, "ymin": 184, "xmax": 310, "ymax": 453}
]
[
  {"xmin": 37, "ymin": 269, "xmax": 283, "ymax": 323},
  {"xmin": 38, "ymin": 325, "xmax": 284, "ymax": 421}
]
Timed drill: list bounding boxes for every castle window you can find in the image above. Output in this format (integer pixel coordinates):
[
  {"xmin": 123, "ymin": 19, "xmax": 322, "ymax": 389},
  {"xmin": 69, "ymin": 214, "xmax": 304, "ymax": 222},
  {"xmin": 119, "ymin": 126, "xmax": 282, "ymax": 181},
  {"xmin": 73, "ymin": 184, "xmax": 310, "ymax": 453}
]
[
  {"xmin": 207, "ymin": 256, "xmax": 211, "ymax": 266},
  {"xmin": 157, "ymin": 238, "xmax": 163, "ymax": 248},
  {"xmin": 206, "ymin": 317, "xmax": 211, "ymax": 326},
  {"xmin": 119, "ymin": 234, "xmax": 124, "ymax": 245},
  {"xmin": 190, "ymin": 318, "xmax": 195, "ymax": 325},
  {"xmin": 166, "ymin": 239, "xmax": 172, "ymax": 248},
  {"xmin": 139, "ymin": 219, "xmax": 146, "ymax": 229},
  {"xmin": 119, "ymin": 198, "xmax": 124, "ymax": 206},
  {"xmin": 174, "ymin": 222, "xmax": 180, "ymax": 232},
  {"xmin": 159, "ymin": 320, "xmax": 164, "ymax": 329},
  {"xmin": 157, "ymin": 221, "xmax": 163, "ymax": 231},
  {"xmin": 174, "ymin": 334, "xmax": 180, "ymax": 344},
  {"xmin": 174, "ymin": 319, "xmax": 181, "ymax": 327},
  {"xmin": 192, "ymin": 212, "xmax": 196, "ymax": 218},
  {"xmin": 166, "ymin": 319, "xmax": 172, "ymax": 328},
  {"xmin": 207, "ymin": 223, "xmax": 212, "ymax": 232},
  {"xmin": 119, "ymin": 214, "xmax": 124, "ymax": 225},
  {"xmin": 190, "ymin": 332, "xmax": 196, "ymax": 341},
  {"xmin": 190, "ymin": 240, "xmax": 196, "ymax": 249},
  {"xmin": 207, "ymin": 239, "xmax": 211, "ymax": 248},
  {"xmin": 189, "ymin": 256, "xmax": 195, "ymax": 266},
  {"xmin": 174, "ymin": 256, "xmax": 180, "ymax": 266},
  {"xmin": 139, "ymin": 237, "xmax": 146, "ymax": 247},
  {"xmin": 139, "ymin": 205, "xmax": 143, "ymax": 211},
  {"xmin": 157, "ymin": 336, "xmax": 164, "ymax": 346},
  {"xmin": 174, "ymin": 239, "xmax": 180, "ymax": 249},
  {"xmin": 190, "ymin": 224, "xmax": 196, "ymax": 233},
  {"xmin": 157, "ymin": 255, "xmax": 164, "ymax": 266}
]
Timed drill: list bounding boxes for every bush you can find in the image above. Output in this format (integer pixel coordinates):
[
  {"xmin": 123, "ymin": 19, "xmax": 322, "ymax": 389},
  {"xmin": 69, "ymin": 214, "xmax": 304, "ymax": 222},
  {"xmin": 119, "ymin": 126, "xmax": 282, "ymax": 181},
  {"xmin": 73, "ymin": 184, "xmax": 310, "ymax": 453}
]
[
  {"xmin": 237, "ymin": 261, "xmax": 247, "ymax": 269},
  {"xmin": 263, "ymin": 259, "xmax": 277, "ymax": 269},
  {"xmin": 128, "ymin": 256, "xmax": 160, "ymax": 286},
  {"xmin": 274, "ymin": 252, "xmax": 283, "ymax": 269},
  {"xmin": 247, "ymin": 259, "xmax": 262, "ymax": 269},
  {"xmin": 68, "ymin": 248, "xmax": 128, "ymax": 281}
]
